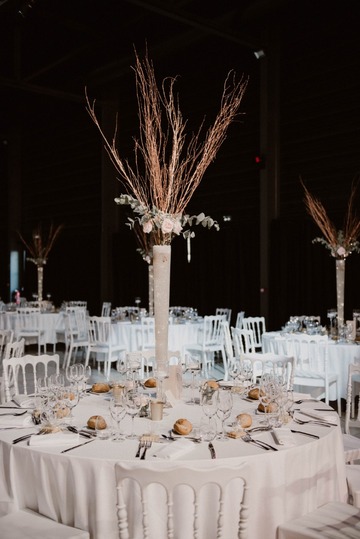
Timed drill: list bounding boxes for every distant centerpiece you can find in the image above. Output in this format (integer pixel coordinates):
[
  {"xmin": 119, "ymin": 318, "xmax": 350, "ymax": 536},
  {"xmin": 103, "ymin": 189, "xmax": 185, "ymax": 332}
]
[
  {"xmin": 86, "ymin": 49, "xmax": 248, "ymax": 374},
  {"xmin": 302, "ymin": 180, "xmax": 360, "ymax": 328}
]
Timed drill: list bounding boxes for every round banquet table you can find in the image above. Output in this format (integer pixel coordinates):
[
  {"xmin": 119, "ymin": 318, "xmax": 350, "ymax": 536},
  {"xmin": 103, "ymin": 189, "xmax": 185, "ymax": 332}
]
[
  {"xmin": 262, "ymin": 331, "xmax": 360, "ymax": 399},
  {"xmin": 111, "ymin": 319, "xmax": 202, "ymax": 353},
  {"xmin": 0, "ymin": 311, "xmax": 65, "ymax": 347},
  {"xmin": 0, "ymin": 388, "xmax": 347, "ymax": 539}
]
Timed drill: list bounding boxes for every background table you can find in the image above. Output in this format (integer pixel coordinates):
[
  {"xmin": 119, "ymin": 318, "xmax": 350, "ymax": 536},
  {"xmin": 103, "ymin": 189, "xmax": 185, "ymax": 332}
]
[
  {"xmin": 112, "ymin": 320, "xmax": 202, "ymax": 353},
  {"xmin": 0, "ymin": 388, "xmax": 347, "ymax": 539},
  {"xmin": 0, "ymin": 311, "xmax": 65, "ymax": 348},
  {"xmin": 262, "ymin": 331, "xmax": 360, "ymax": 399}
]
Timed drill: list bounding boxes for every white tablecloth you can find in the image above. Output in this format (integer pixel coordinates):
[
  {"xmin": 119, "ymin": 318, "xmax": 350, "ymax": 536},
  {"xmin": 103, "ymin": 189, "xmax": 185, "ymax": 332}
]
[
  {"xmin": 262, "ymin": 331, "xmax": 360, "ymax": 399},
  {"xmin": 0, "ymin": 388, "xmax": 347, "ymax": 539},
  {"xmin": 112, "ymin": 320, "xmax": 202, "ymax": 353},
  {"xmin": 0, "ymin": 312, "xmax": 65, "ymax": 346}
]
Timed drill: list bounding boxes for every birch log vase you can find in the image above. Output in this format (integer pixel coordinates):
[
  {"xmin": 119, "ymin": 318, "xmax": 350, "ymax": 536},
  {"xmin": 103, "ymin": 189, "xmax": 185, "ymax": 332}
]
[
  {"xmin": 148, "ymin": 264, "xmax": 154, "ymax": 316},
  {"xmin": 153, "ymin": 245, "xmax": 171, "ymax": 376},
  {"xmin": 336, "ymin": 258, "xmax": 345, "ymax": 328},
  {"xmin": 37, "ymin": 264, "xmax": 44, "ymax": 303}
]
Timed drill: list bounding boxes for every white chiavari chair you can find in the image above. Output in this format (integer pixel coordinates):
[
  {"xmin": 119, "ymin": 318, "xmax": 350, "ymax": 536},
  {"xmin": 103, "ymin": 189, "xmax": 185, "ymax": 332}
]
[
  {"xmin": 241, "ymin": 316, "xmax": 266, "ymax": 351},
  {"xmin": 115, "ymin": 462, "xmax": 250, "ymax": 539},
  {"xmin": 88, "ymin": 316, "xmax": 126, "ymax": 378}
]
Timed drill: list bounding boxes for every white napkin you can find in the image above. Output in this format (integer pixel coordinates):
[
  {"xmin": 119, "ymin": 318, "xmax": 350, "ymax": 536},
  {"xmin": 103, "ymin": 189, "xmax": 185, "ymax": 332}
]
[
  {"xmin": 153, "ymin": 439, "xmax": 194, "ymax": 460},
  {"xmin": 272, "ymin": 428, "xmax": 296, "ymax": 447},
  {"xmin": 12, "ymin": 395, "xmax": 35, "ymax": 408},
  {"xmin": 29, "ymin": 431, "xmax": 79, "ymax": 447},
  {"xmin": 0, "ymin": 413, "xmax": 33, "ymax": 429}
]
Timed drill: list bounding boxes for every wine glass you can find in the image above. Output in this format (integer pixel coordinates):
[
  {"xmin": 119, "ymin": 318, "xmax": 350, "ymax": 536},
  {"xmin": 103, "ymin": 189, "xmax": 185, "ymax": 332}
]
[
  {"xmin": 200, "ymin": 387, "xmax": 218, "ymax": 422},
  {"xmin": 109, "ymin": 398, "xmax": 127, "ymax": 441},
  {"xmin": 124, "ymin": 389, "xmax": 142, "ymax": 439},
  {"xmin": 184, "ymin": 354, "xmax": 201, "ymax": 404},
  {"xmin": 59, "ymin": 384, "xmax": 80, "ymax": 421},
  {"xmin": 216, "ymin": 390, "xmax": 233, "ymax": 441}
]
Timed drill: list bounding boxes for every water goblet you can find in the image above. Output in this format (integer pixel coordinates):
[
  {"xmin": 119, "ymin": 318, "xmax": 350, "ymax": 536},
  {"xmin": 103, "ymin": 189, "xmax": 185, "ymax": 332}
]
[
  {"xmin": 184, "ymin": 355, "xmax": 201, "ymax": 404},
  {"xmin": 59, "ymin": 384, "xmax": 80, "ymax": 421},
  {"xmin": 124, "ymin": 389, "xmax": 142, "ymax": 439},
  {"xmin": 216, "ymin": 390, "xmax": 233, "ymax": 441},
  {"xmin": 109, "ymin": 398, "xmax": 127, "ymax": 441},
  {"xmin": 200, "ymin": 387, "xmax": 218, "ymax": 422}
]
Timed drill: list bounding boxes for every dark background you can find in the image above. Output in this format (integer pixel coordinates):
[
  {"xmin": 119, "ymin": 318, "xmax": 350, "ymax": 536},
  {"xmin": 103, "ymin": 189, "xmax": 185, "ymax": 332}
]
[{"xmin": 1, "ymin": 0, "xmax": 360, "ymax": 329}]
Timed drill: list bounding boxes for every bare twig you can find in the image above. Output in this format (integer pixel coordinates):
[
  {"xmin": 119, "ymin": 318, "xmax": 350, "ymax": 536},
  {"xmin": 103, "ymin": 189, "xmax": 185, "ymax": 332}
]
[
  {"xmin": 18, "ymin": 223, "xmax": 63, "ymax": 265},
  {"xmin": 86, "ymin": 50, "xmax": 248, "ymax": 244}
]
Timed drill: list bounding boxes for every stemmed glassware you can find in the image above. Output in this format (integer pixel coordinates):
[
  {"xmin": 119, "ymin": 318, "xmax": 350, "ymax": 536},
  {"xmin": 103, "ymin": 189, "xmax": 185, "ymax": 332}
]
[
  {"xmin": 327, "ymin": 308, "xmax": 337, "ymax": 338},
  {"xmin": 184, "ymin": 355, "xmax": 201, "ymax": 404},
  {"xmin": 200, "ymin": 386, "xmax": 218, "ymax": 422},
  {"xmin": 109, "ymin": 397, "xmax": 127, "ymax": 441},
  {"xmin": 216, "ymin": 390, "xmax": 233, "ymax": 441},
  {"xmin": 59, "ymin": 384, "xmax": 80, "ymax": 421},
  {"xmin": 124, "ymin": 389, "xmax": 142, "ymax": 439}
]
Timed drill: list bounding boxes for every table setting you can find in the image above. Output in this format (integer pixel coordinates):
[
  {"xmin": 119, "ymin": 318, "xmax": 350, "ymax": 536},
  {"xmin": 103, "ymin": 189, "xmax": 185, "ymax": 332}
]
[{"xmin": 0, "ymin": 358, "xmax": 348, "ymax": 538}]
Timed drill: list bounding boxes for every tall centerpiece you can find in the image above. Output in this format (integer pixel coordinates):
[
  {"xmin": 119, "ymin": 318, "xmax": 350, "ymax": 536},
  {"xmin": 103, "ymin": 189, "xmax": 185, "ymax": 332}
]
[
  {"xmin": 86, "ymin": 50, "xmax": 248, "ymax": 375},
  {"xmin": 302, "ymin": 180, "xmax": 360, "ymax": 328},
  {"xmin": 18, "ymin": 223, "xmax": 63, "ymax": 303}
]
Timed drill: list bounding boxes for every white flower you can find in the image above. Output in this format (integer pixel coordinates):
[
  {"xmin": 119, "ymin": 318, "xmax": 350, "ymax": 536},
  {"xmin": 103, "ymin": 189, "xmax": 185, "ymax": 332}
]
[
  {"xmin": 173, "ymin": 219, "xmax": 182, "ymax": 235},
  {"xmin": 161, "ymin": 218, "xmax": 174, "ymax": 234},
  {"xmin": 336, "ymin": 246, "xmax": 347, "ymax": 257},
  {"xmin": 143, "ymin": 221, "xmax": 153, "ymax": 234}
]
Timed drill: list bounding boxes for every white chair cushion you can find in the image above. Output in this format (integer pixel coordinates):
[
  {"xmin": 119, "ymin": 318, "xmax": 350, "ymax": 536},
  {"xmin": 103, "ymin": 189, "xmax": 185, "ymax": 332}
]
[
  {"xmin": 277, "ymin": 502, "xmax": 360, "ymax": 539},
  {"xmin": 0, "ymin": 509, "xmax": 89, "ymax": 539}
]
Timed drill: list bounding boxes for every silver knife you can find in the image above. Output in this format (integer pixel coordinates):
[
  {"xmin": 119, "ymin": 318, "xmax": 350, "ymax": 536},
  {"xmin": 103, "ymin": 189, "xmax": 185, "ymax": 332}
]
[
  {"xmin": 290, "ymin": 430, "xmax": 319, "ymax": 439},
  {"xmin": 208, "ymin": 442, "xmax": 216, "ymax": 459},
  {"xmin": 61, "ymin": 438, "xmax": 96, "ymax": 453}
]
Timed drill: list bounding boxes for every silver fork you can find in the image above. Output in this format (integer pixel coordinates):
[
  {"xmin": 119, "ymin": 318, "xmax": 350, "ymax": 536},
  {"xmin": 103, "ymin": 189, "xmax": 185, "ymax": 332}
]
[
  {"xmin": 293, "ymin": 417, "xmax": 334, "ymax": 427},
  {"xmin": 0, "ymin": 410, "xmax": 27, "ymax": 417},
  {"xmin": 140, "ymin": 441, "xmax": 152, "ymax": 460},
  {"xmin": 135, "ymin": 440, "xmax": 144, "ymax": 458},
  {"xmin": 241, "ymin": 432, "xmax": 278, "ymax": 451}
]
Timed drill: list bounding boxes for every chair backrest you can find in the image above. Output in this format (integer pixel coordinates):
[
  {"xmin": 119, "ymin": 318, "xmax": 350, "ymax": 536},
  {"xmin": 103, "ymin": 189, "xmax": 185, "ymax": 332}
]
[
  {"xmin": 286, "ymin": 334, "xmax": 328, "ymax": 373},
  {"xmin": 101, "ymin": 302, "xmax": 112, "ymax": 317},
  {"xmin": 236, "ymin": 311, "xmax": 245, "ymax": 329},
  {"xmin": 222, "ymin": 321, "xmax": 235, "ymax": 363},
  {"xmin": 65, "ymin": 307, "xmax": 89, "ymax": 343},
  {"xmin": 16, "ymin": 308, "xmax": 41, "ymax": 333},
  {"xmin": 201, "ymin": 315, "xmax": 225, "ymax": 346},
  {"xmin": 115, "ymin": 462, "xmax": 249, "ymax": 539},
  {"xmin": 261, "ymin": 354, "xmax": 295, "ymax": 390},
  {"xmin": 4, "ymin": 338, "xmax": 25, "ymax": 360},
  {"xmin": 345, "ymin": 362, "xmax": 360, "ymax": 435},
  {"xmin": 0, "ymin": 329, "xmax": 13, "ymax": 360},
  {"xmin": 139, "ymin": 317, "xmax": 155, "ymax": 350},
  {"xmin": 215, "ymin": 308, "xmax": 232, "ymax": 324},
  {"xmin": 231, "ymin": 327, "xmax": 256, "ymax": 356},
  {"xmin": 88, "ymin": 316, "xmax": 112, "ymax": 344},
  {"xmin": 241, "ymin": 317, "xmax": 266, "ymax": 349},
  {"xmin": 2, "ymin": 354, "xmax": 60, "ymax": 401},
  {"xmin": 127, "ymin": 349, "xmax": 181, "ymax": 377}
]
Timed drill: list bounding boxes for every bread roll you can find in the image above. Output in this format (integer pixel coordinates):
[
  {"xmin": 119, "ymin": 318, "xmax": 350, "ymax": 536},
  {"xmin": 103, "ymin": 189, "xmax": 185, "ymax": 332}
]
[
  {"xmin": 206, "ymin": 380, "xmax": 219, "ymax": 390},
  {"xmin": 248, "ymin": 387, "xmax": 264, "ymax": 400},
  {"xmin": 173, "ymin": 418, "xmax": 192, "ymax": 435},
  {"xmin": 40, "ymin": 425, "xmax": 61, "ymax": 434},
  {"xmin": 87, "ymin": 415, "xmax": 107, "ymax": 430},
  {"xmin": 144, "ymin": 378, "xmax": 157, "ymax": 388},
  {"xmin": 258, "ymin": 402, "xmax": 277, "ymax": 413},
  {"xmin": 92, "ymin": 383, "xmax": 110, "ymax": 393},
  {"xmin": 236, "ymin": 413, "xmax": 252, "ymax": 428}
]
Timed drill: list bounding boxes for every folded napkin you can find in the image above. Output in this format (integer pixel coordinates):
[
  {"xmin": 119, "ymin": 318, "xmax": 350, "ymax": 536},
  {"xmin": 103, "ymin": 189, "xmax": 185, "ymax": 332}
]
[
  {"xmin": 29, "ymin": 431, "xmax": 79, "ymax": 447},
  {"xmin": 272, "ymin": 428, "xmax": 296, "ymax": 447},
  {"xmin": 12, "ymin": 395, "xmax": 35, "ymax": 408},
  {"xmin": 153, "ymin": 439, "xmax": 194, "ymax": 460},
  {"xmin": 0, "ymin": 413, "xmax": 33, "ymax": 429}
]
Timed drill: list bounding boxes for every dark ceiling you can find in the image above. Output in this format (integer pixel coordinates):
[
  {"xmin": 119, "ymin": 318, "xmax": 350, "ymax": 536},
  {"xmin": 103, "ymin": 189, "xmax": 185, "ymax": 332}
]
[{"xmin": 1, "ymin": 0, "xmax": 352, "ymax": 113}]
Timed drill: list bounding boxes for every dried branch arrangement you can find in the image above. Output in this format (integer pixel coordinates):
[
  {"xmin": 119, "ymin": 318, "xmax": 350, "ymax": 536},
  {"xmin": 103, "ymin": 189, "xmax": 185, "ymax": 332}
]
[
  {"xmin": 86, "ymin": 50, "xmax": 248, "ymax": 245},
  {"xmin": 302, "ymin": 179, "xmax": 360, "ymax": 258},
  {"xmin": 18, "ymin": 223, "xmax": 63, "ymax": 265}
]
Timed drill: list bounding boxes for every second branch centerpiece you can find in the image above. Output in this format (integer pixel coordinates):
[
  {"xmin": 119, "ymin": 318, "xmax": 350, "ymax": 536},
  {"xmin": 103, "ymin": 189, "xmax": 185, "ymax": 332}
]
[{"xmin": 87, "ymin": 50, "xmax": 248, "ymax": 375}]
